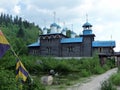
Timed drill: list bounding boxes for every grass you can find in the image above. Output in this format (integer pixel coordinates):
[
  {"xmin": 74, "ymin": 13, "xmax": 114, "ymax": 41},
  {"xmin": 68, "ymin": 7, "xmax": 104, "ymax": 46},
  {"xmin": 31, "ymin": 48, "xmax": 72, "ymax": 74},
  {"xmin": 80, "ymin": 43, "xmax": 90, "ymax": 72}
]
[
  {"xmin": 109, "ymin": 71, "xmax": 120, "ymax": 86},
  {"xmin": 45, "ymin": 74, "xmax": 96, "ymax": 90},
  {"xmin": 1, "ymin": 54, "xmax": 114, "ymax": 90},
  {"xmin": 30, "ymin": 55, "xmax": 116, "ymax": 90},
  {"xmin": 46, "ymin": 78, "xmax": 88, "ymax": 90},
  {"xmin": 100, "ymin": 68, "xmax": 120, "ymax": 90}
]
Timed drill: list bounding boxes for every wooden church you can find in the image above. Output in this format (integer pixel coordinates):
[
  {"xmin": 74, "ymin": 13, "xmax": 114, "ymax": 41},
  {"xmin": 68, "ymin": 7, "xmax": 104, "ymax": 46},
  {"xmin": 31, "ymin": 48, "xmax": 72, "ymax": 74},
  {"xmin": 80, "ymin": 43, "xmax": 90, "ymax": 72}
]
[{"xmin": 28, "ymin": 21, "xmax": 115, "ymax": 57}]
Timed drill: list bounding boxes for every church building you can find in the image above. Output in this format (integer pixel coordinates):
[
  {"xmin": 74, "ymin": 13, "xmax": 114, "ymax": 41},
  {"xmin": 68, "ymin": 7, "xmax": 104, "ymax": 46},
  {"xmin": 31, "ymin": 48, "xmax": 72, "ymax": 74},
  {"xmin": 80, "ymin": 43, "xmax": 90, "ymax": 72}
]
[{"xmin": 28, "ymin": 21, "xmax": 116, "ymax": 57}]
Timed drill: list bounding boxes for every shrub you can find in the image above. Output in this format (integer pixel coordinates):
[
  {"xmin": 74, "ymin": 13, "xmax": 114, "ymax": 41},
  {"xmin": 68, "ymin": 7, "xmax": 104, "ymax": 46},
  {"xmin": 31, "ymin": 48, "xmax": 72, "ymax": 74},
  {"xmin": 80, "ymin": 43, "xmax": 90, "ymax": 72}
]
[
  {"xmin": 80, "ymin": 69, "xmax": 91, "ymax": 77},
  {"xmin": 106, "ymin": 58, "xmax": 115, "ymax": 68},
  {"xmin": 101, "ymin": 80, "xmax": 116, "ymax": 90},
  {"xmin": 102, "ymin": 64, "xmax": 110, "ymax": 71},
  {"xmin": 54, "ymin": 61, "xmax": 72, "ymax": 73},
  {"xmin": 0, "ymin": 68, "xmax": 17, "ymax": 90},
  {"xmin": 1, "ymin": 54, "xmax": 115, "ymax": 89},
  {"xmin": 93, "ymin": 65, "xmax": 105, "ymax": 74},
  {"xmin": 110, "ymin": 72, "xmax": 120, "ymax": 86},
  {"xmin": 23, "ymin": 77, "xmax": 46, "ymax": 90}
]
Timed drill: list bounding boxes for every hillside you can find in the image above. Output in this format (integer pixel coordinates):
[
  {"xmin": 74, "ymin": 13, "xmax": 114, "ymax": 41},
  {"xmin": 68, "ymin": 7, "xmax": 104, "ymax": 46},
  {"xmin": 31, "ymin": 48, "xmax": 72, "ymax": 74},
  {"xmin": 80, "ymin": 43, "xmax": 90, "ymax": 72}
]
[{"xmin": 0, "ymin": 13, "xmax": 42, "ymax": 55}]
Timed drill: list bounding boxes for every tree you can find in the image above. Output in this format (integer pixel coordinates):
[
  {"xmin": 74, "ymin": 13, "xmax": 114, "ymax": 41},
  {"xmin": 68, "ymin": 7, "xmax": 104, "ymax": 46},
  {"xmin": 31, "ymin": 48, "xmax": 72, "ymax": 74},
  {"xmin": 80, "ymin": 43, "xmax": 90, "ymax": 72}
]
[
  {"xmin": 66, "ymin": 30, "xmax": 71, "ymax": 37},
  {"xmin": 14, "ymin": 15, "xmax": 19, "ymax": 24},
  {"xmin": 17, "ymin": 27, "xmax": 25, "ymax": 38},
  {"xmin": 18, "ymin": 17, "xmax": 22, "ymax": 27}
]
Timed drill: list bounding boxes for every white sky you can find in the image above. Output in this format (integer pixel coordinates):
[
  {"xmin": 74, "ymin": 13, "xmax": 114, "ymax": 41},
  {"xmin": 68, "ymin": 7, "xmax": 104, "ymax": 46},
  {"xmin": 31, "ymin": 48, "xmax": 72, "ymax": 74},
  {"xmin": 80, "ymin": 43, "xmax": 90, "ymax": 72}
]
[{"xmin": 0, "ymin": 0, "xmax": 120, "ymax": 51}]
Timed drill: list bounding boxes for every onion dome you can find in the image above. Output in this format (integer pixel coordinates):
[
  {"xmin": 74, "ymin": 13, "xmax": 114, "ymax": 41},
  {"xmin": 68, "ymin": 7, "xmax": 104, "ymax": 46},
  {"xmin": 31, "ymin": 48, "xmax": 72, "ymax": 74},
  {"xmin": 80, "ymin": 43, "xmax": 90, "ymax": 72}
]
[
  {"xmin": 43, "ymin": 27, "xmax": 47, "ymax": 34},
  {"xmin": 82, "ymin": 21, "xmax": 93, "ymax": 35},
  {"xmin": 71, "ymin": 31, "xmax": 76, "ymax": 38},
  {"xmin": 57, "ymin": 25, "xmax": 61, "ymax": 33},
  {"xmin": 62, "ymin": 27, "xmax": 67, "ymax": 32},
  {"xmin": 50, "ymin": 23, "xmax": 58, "ymax": 27},
  {"xmin": 50, "ymin": 23, "xmax": 58, "ymax": 33},
  {"xmin": 43, "ymin": 27, "xmax": 47, "ymax": 30},
  {"xmin": 57, "ymin": 25, "xmax": 61, "ymax": 29},
  {"xmin": 82, "ymin": 22, "xmax": 93, "ymax": 35},
  {"xmin": 71, "ymin": 31, "xmax": 76, "ymax": 34},
  {"xmin": 82, "ymin": 22, "xmax": 92, "ymax": 28},
  {"xmin": 61, "ymin": 27, "xmax": 67, "ymax": 35}
]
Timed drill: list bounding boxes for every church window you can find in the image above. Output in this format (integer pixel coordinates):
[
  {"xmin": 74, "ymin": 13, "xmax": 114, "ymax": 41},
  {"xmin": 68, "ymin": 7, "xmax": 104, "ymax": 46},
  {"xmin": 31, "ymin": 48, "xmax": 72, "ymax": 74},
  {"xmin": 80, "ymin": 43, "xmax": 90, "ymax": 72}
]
[
  {"xmin": 47, "ymin": 47, "xmax": 51, "ymax": 54},
  {"xmin": 99, "ymin": 48, "xmax": 103, "ymax": 53},
  {"xmin": 68, "ymin": 46, "xmax": 74, "ymax": 52}
]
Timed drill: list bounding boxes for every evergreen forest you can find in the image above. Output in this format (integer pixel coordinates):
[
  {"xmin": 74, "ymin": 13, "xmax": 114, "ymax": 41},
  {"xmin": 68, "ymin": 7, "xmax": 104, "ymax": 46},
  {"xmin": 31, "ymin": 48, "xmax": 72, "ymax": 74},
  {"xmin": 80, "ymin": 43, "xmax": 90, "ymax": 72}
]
[{"xmin": 0, "ymin": 13, "xmax": 42, "ymax": 55}]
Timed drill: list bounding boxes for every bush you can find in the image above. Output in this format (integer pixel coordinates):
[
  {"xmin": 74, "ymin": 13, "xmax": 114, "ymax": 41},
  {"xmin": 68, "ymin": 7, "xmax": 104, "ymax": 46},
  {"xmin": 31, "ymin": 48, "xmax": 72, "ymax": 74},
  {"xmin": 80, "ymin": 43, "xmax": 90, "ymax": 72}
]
[
  {"xmin": 0, "ymin": 68, "xmax": 17, "ymax": 90},
  {"xmin": 80, "ymin": 69, "xmax": 91, "ymax": 77},
  {"xmin": 54, "ymin": 61, "xmax": 72, "ymax": 73},
  {"xmin": 0, "ymin": 54, "xmax": 115, "ymax": 89},
  {"xmin": 93, "ymin": 65, "xmax": 105, "ymax": 74},
  {"xmin": 110, "ymin": 72, "xmax": 120, "ymax": 86},
  {"xmin": 102, "ymin": 64, "xmax": 110, "ymax": 71},
  {"xmin": 106, "ymin": 58, "xmax": 115, "ymax": 68},
  {"xmin": 19, "ymin": 55, "xmax": 115, "ymax": 77},
  {"xmin": 101, "ymin": 80, "xmax": 116, "ymax": 90},
  {"xmin": 23, "ymin": 77, "xmax": 45, "ymax": 90}
]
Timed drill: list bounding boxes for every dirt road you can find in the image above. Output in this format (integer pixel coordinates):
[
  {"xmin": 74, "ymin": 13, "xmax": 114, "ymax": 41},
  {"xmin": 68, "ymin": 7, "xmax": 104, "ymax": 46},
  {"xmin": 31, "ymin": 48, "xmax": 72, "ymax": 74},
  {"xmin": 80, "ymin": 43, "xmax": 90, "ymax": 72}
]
[{"xmin": 67, "ymin": 68, "xmax": 117, "ymax": 90}]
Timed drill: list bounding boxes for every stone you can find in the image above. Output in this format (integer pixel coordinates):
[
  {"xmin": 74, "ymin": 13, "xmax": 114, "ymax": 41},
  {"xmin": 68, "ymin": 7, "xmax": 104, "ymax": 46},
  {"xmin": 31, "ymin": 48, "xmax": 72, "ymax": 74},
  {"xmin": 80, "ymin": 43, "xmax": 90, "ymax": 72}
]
[{"xmin": 41, "ymin": 75, "xmax": 53, "ymax": 85}]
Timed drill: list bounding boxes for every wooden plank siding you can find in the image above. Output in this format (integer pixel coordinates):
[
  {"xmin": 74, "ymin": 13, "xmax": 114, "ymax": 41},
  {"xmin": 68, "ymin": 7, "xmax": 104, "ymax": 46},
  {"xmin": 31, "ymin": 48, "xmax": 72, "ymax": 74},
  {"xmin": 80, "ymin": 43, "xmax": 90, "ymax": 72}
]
[{"xmin": 61, "ymin": 43, "xmax": 83, "ymax": 57}]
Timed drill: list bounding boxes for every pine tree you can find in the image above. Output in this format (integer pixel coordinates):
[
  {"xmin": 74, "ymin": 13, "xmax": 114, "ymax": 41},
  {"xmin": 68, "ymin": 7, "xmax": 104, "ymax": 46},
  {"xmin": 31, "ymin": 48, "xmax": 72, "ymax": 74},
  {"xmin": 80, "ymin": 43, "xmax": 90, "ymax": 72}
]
[{"xmin": 17, "ymin": 27, "xmax": 25, "ymax": 38}]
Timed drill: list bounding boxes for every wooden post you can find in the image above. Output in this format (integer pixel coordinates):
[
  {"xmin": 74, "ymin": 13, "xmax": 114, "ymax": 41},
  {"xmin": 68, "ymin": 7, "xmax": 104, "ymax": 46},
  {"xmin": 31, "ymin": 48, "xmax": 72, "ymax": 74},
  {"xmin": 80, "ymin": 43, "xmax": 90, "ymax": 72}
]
[
  {"xmin": 117, "ymin": 56, "xmax": 120, "ymax": 72},
  {"xmin": 99, "ymin": 55, "xmax": 106, "ymax": 66}
]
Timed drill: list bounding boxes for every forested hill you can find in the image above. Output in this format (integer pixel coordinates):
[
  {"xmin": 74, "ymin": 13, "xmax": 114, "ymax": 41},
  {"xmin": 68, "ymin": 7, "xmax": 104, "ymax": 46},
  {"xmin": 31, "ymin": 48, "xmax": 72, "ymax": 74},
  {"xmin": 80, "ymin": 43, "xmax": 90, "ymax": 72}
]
[{"xmin": 0, "ymin": 13, "xmax": 42, "ymax": 55}]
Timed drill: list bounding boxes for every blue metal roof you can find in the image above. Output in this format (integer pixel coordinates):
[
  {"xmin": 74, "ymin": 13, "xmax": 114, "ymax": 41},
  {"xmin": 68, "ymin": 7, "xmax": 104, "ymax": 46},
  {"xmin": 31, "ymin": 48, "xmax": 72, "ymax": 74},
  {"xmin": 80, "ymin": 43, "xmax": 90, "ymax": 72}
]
[
  {"xmin": 82, "ymin": 22, "xmax": 92, "ymax": 27},
  {"xmin": 92, "ymin": 41, "xmax": 115, "ymax": 47},
  {"xmin": 28, "ymin": 42, "xmax": 40, "ymax": 47},
  {"xmin": 61, "ymin": 37, "xmax": 83, "ymax": 43}
]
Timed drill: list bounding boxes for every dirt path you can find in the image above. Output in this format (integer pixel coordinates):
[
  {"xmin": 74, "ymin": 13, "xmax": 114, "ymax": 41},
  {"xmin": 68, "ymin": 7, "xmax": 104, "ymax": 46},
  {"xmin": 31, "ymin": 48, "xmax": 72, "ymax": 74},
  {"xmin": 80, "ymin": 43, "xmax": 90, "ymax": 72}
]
[{"xmin": 67, "ymin": 68, "xmax": 117, "ymax": 90}]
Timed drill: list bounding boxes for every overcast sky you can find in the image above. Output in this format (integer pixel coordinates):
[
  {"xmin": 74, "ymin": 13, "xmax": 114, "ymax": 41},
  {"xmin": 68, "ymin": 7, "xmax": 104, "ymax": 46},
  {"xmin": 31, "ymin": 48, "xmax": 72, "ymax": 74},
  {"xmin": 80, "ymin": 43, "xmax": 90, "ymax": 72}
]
[{"xmin": 0, "ymin": 0, "xmax": 120, "ymax": 51}]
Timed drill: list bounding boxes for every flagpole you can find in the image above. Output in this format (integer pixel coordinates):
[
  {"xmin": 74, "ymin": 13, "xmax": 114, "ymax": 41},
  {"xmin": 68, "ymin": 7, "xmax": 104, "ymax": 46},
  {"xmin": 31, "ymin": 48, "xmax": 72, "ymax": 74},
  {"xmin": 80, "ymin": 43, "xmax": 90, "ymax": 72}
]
[
  {"xmin": 2, "ymin": 30, "xmax": 33, "ymax": 90},
  {"xmin": 9, "ymin": 46, "xmax": 23, "ymax": 90},
  {"xmin": 10, "ymin": 45, "xmax": 33, "ymax": 90},
  {"xmin": 10, "ymin": 46, "xmax": 20, "ymax": 59}
]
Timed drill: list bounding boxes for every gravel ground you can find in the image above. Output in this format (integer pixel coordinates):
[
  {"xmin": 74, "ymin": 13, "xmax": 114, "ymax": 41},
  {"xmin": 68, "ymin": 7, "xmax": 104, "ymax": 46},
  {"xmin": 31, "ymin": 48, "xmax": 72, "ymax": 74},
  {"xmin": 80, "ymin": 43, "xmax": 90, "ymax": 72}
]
[{"xmin": 67, "ymin": 68, "xmax": 117, "ymax": 90}]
